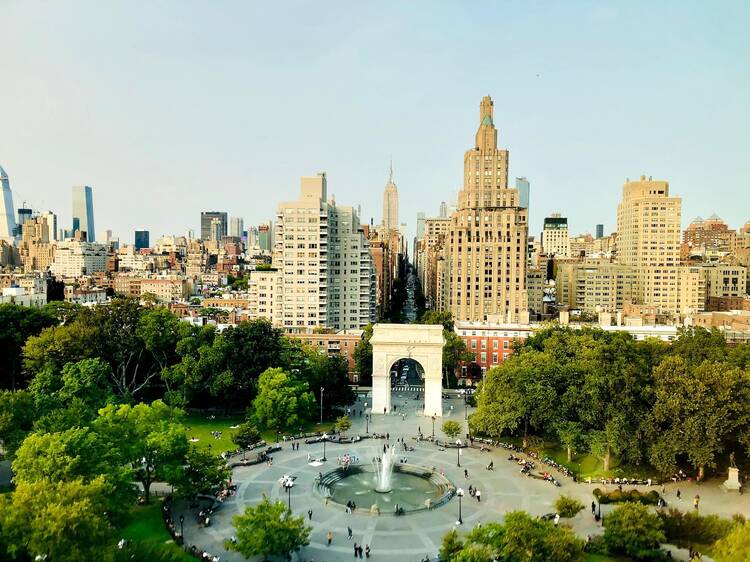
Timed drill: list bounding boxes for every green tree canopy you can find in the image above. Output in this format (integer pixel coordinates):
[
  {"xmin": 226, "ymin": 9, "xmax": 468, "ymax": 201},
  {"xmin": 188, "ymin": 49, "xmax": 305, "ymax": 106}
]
[
  {"xmin": 251, "ymin": 368, "xmax": 315, "ymax": 432},
  {"xmin": 603, "ymin": 503, "xmax": 665, "ymax": 560},
  {"xmin": 226, "ymin": 495, "xmax": 311, "ymax": 560},
  {"xmin": 174, "ymin": 445, "xmax": 230, "ymax": 500},
  {"xmin": 442, "ymin": 420, "xmax": 463, "ymax": 440},
  {"xmin": 0, "ymin": 303, "xmax": 58, "ymax": 390},
  {"xmin": 0, "ymin": 389, "xmax": 36, "ymax": 459}
]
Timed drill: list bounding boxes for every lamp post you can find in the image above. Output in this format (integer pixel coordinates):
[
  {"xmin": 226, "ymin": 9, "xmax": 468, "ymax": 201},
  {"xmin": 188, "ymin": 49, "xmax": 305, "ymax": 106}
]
[
  {"xmin": 366, "ymin": 414, "xmax": 370, "ymax": 434},
  {"xmin": 431, "ymin": 416, "xmax": 436, "ymax": 439},
  {"xmin": 284, "ymin": 477, "xmax": 294, "ymax": 510},
  {"xmin": 464, "ymin": 391, "xmax": 467, "ymax": 420},
  {"xmin": 456, "ymin": 488, "xmax": 464, "ymax": 525},
  {"xmin": 320, "ymin": 386, "xmax": 324, "ymax": 425},
  {"xmin": 321, "ymin": 433, "xmax": 328, "ymax": 462},
  {"xmin": 456, "ymin": 440, "xmax": 462, "ymax": 467},
  {"xmin": 179, "ymin": 514, "xmax": 184, "ymax": 543}
]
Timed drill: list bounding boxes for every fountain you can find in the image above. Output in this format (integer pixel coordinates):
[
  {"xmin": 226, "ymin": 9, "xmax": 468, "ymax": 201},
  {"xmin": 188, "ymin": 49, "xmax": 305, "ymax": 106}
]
[{"xmin": 372, "ymin": 446, "xmax": 397, "ymax": 493}]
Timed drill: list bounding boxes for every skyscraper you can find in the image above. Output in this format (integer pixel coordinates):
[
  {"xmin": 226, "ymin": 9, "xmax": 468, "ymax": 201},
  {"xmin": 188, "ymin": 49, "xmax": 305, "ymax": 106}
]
[
  {"xmin": 446, "ymin": 96, "xmax": 529, "ymax": 323},
  {"xmin": 382, "ymin": 162, "xmax": 399, "ymax": 231},
  {"xmin": 595, "ymin": 224, "xmax": 604, "ymax": 239},
  {"xmin": 134, "ymin": 230, "xmax": 150, "ymax": 251},
  {"xmin": 515, "ymin": 177, "xmax": 530, "ymax": 209},
  {"xmin": 439, "ymin": 201, "xmax": 448, "ymax": 219},
  {"xmin": 72, "ymin": 185, "xmax": 96, "ymax": 242},
  {"xmin": 40, "ymin": 211, "xmax": 57, "ymax": 242},
  {"xmin": 541, "ymin": 213, "xmax": 570, "ymax": 257},
  {"xmin": 16, "ymin": 207, "xmax": 32, "ymax": 237},
  {"xmin": 229, "ymin": 216, "xmax": 244, "ymax": 238},
  {"xmin": 200, "ymin": 212, "xmax": 227, "ymax": 241},
  {"xmin": 0, "ymin": 165, "xmax": 16, "ymax": 241}
]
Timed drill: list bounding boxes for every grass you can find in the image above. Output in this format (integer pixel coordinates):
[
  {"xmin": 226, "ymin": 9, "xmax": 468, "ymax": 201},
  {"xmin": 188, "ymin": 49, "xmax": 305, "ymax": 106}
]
[
  {"xmin": 183, "ymin": 412, "xmax": 335, "ymax": 455},
  {"xmin": 584, "ymin": 554, "xmax": 633, "ymax": 562},
  {"xmin": 121, "ymin": 500, "xmax": 193, "ymax": 561}
]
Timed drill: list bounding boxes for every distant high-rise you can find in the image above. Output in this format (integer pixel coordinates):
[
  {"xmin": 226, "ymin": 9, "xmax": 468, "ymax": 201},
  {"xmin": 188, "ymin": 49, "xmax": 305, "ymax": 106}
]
[
  {"xmin": 439, "ymin": 201, "xmax": 448, "ymax": 219},
  {"xmin": 72, "ymin": 185, "xmax": 96, "ymax": 242},
  {"xmin": 209, "ymin": 217, "xmax": 223, "ymax": 243},
  {"xmin": 200, "ymin": 212, "xmax": 227, "ymax": 241},
  {"xmin": 40, "ymin": 211, "xmax": 57, "ymax": 242},
  {"xmin": 416, "ymin": 212, "xmax": 426, "ymax": 239},
  {"xmin": 446, "ymin": 95, "xmax": 529, "ymax": 323},
  {"xmin": 595, "ymin": 224, "xmax": 604, "ymax": 239},
  {"xmin": 516, "ymin": 177, "xmax": 530, "ymax": 209},
  {"xmin": 541, "ymin": 213, "xmax": 570, "ymax": 257},
  {"xmin": 258, "ymin": 222, "xmax": 272, "ymax": 251},
  {"xmin": 229, "ymin": 216, "xmax": 244, "ymax": 238},
  {"xmin": 382, "ymin": 162, "xmax": 399, "ymax": 231},
  {"xmin": 16, "ymin": 207, "xmax": 32, "ymax": 237},
  {"xmin": 134, "ymin": 230, "xmax": 150, "ymax": 251},
  {"xmin": 0, "ymin": 165, "xmax": 16, "ymax": 241}
]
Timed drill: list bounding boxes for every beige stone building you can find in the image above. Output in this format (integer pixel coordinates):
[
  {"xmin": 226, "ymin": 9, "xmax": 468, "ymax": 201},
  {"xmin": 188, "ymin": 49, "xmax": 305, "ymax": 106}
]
[
  {"xmin": 556, "ymin": 262, "xmax": 637, "ymax": 314},
  {"xmin": 19, "ymin": 215, "xmax": 55, "ymax": 273},
  {"xmin": 702, "ymin": 264, "xmax": 747, "ymax": 300},
  {"xmin": 541, "ymin": 214, "xmax": 570, "ymax": 258},
  {"xmin": 381, "ymin": 164, "xmax": 399, "ymax": 231},
  {"xmin": 445, "ymin": 96, "xmax": 529, "ymax": 323}
]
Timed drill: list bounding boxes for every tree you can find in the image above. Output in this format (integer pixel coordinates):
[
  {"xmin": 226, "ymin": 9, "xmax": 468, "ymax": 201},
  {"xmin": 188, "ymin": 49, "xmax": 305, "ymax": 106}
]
[
  {"xmin": 95, "ymin": 400, "xmax": 189, "ymax": 502},
  {"xmin": 11, "ymin": 426, "xmax": 135, "ymax": 522},
  {"xmin": 335, "ymin": 415, "xmax": 352, "ymax": 434},
  {"xmin": 442, "ymin": 330, "xmax": 474, "ymax": 388},
  {"xmin": 226, "ymin": 495, "xmax": 311, "ymax": 560},
  {"xmin": 288, "ymin": 343, "xmax": 355, "ymax": 418},
  {"xmin": 439, "ymin": 528, "xmax": 464, "ymax": 561},
  {"xmin": 174, "ymin": 445, "xmax": 230, "ymax": 500},
  {"xmin": 0, "ymin": 390, "xmax": 36, "ymax": 460},
  {"xmin": 440, "ymin": 511, "xmax": 584, "ymax": 562},
  {"xmin": 646, "ymin": 357, "xmax": 750, "ymax": 479},
  {"xmin": 603, "ymin": 503, "xmax": 665, "ymax": 560},
  {"xmin": 0, "ymin": 303, "xmax": 58, "ymax": 390},
  {"xmin": 416, "ymin": 310, "xmax": 455, "ymax": 331},
  {"xmin": 554, "ymin": 494, "xmax": 584, "ymax": 518},
  {"xmin": 251, "ymin": 368, "xmax": 315, "ymax": 433},
  {"xmin": 2, "ymin": 477, "xmax": 117, "ymax": 562},
  {"xmin": 232, "ymin": 420, "xmax": 262, "ymax": 449},
  {"xmin": 555, "ymin": 421, "xmax": 583, "ymax": 462},
  {"xmin": 713, "ymin": 521, "xmax": 750, "ymax": 562},
  {"xmin": 442, "ymin": 420, "xmax": 462, "ymax": 440},
  {"xmin": 353, "ymin": 324, "xmax": 374, "ymax": 385}
]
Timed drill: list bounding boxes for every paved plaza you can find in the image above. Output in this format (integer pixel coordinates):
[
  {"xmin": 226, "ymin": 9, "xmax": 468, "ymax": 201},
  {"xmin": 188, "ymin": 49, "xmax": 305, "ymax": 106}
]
[{"xmin": 174, "ymin": 392, "xmax": 750, "ymax": 562}]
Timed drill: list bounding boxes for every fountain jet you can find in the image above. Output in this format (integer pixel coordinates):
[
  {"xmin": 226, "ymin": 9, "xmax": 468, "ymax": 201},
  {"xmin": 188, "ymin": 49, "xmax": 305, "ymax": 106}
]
[{"xmin": 372, "ymin": 446, "xmax": 397, "ymax": 493}]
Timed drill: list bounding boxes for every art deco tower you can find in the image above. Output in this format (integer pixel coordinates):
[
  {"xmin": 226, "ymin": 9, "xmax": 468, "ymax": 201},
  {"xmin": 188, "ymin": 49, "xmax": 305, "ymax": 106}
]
[
  {"xmin": 446, "ymin": 96, "xmax": 529, "ymax": 322},
  {"xmin": 382, "ymin": 163, "xmax": 399, "ymax": 231},
  {"xmin": 0, "ymin": 165, "xmax": 17, "ymax": 241}
]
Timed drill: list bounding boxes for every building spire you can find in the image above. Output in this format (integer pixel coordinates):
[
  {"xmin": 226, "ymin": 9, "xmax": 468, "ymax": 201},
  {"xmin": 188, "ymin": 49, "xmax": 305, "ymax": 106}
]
[{"xmin": 389, "ymin": 159, "xmax": 394, "ymax": 184}]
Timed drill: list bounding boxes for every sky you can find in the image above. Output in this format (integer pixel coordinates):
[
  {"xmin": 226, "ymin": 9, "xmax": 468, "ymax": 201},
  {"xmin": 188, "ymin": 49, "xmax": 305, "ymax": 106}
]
[{"xmin": 1, "ymin": 1, "xmax": 749, "ymax": 246}]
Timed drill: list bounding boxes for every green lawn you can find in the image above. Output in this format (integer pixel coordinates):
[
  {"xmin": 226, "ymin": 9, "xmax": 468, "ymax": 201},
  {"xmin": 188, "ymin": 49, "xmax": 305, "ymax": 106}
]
[
  {"xmin": 585, "ymin": 554, "xmax": 632, "ymax": 562},
  {"xmin": 183, "ymin": 412, "xmax": 335, "ymax": 455},
  {"xmin": 121, "ymin": 500, "xmax": 193, "ymax": 561}
]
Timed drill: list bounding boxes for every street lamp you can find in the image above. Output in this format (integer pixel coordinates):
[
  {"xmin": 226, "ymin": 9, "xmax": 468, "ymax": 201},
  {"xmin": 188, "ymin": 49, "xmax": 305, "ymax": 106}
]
[
  {"xmin": 283, "ymin": 477, "xmax": 294, "ymax": 510},
  {"xmin": 321, "ymin": 433, "xmax": 328, "ymax": 462},
  {"xmin": 179, "ymin": 514, "xmax": 184, "ymax": 543},
  {"xmin": 431, "ymin": 415, "xmax": 436, "ymax": 439},
  {"xmin": 320, "ymin": 386, "xmax": 324, "ymax": 425},
  {"xmin": 456, "ymin": 488, "xmax": 464, "ymax": 525},
  {"xmin": 463, "ymin": 391, "xmax": 468, "ymax": 420},
  {"xmin": 366, "ymin": 414, "xmax": 370, "ymax": 434},
  {"xmin": 456, "ymin": 440, "xmax": 462, "ymax": 467}
]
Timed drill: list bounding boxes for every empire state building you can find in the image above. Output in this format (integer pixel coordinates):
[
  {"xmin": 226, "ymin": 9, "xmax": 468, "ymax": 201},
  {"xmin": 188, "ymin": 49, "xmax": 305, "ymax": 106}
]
[{"xmin": 382, "ymin": 163, "xmax": 399, "ymax": 231}]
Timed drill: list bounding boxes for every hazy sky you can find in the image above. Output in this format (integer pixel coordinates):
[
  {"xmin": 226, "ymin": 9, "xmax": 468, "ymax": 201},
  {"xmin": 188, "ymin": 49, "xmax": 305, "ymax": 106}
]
[{"xmin": 1, "ymin": 1, "xmax": 749, "ymax": 245}]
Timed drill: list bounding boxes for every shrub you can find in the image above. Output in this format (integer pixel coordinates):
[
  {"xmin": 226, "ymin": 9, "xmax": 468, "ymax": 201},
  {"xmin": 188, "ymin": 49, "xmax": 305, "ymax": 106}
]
[
  {"xmin": 657, "ymin": 508, "xmax": 736, "ymax": 549},
  {"xmin": 593, "ymin": 487, "xmax": 660, "ymax": 505},
  {"xmin": 555, "ymin": 495, "xmax": 584, "ymax": 518},
  {"xmin": 603, "ymin": 503, "xmax": 666, "ymax": 561}
]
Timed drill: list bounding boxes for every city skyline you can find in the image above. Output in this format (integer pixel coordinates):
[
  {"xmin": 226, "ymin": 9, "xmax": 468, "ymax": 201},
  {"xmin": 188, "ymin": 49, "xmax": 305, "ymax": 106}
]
[{"xmin": 1, "ymin": 2, "xmax": 748, "ymax": 242}]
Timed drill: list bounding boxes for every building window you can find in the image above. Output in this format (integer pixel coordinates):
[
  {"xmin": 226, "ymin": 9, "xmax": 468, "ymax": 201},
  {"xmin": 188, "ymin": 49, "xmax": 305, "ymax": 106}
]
[{"xmin": 471, "ymin": 340, "xmax": 477, "ymax": 349}]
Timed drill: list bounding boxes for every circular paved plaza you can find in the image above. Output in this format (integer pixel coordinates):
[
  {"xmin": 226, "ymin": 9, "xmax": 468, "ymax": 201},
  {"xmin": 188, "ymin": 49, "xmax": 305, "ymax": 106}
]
[{"xmin": 174, "ymin": 392, "xmax": 750, "ymax": 562}]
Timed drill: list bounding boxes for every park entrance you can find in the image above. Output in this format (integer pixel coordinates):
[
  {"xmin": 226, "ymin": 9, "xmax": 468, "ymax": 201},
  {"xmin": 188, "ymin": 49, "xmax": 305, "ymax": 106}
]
[{"xmin": 370, "ymin": 324, "xmax": 444, "ymax": 417}]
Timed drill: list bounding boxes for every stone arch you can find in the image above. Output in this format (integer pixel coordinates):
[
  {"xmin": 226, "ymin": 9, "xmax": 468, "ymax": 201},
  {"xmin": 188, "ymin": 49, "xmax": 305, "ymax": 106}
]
[{"xmin": 370, "ymin": 324, "xmax": 444, "ymax": 417}]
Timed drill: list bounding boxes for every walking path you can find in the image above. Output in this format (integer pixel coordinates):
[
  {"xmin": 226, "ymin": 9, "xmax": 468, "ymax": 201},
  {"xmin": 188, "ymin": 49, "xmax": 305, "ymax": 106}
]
[{"xmin": 172, "ymin": 392, "xmax": 750, "ymax": 561}]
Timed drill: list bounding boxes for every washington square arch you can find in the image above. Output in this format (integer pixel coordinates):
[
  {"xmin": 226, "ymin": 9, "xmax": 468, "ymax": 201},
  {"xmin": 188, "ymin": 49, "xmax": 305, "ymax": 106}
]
[{"xmin": 370, "ymin": 323, "xmax": 445, "ymax": 417}]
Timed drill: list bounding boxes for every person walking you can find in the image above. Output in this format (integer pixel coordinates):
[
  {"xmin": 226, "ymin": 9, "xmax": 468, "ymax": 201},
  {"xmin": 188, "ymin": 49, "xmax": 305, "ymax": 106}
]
[
  {"xmin": 348, "ymin": 526, "xmax": 353, "ymax": 540},
  {"xmin": 307, "ymin": 509, "xmax": 313, "ymax": 520},
  {"xmin": 476, "ymin": 489, "xmax": 481, "ymax": 502},
  {"xmin": 365, "ymin": 544, "xmax": 371, "ymax": 558},
  {"xmin": 554, "ymin": 513, "xmax": 560, "ymax": 527},
  {"xmin": 591, "ymin": 501, "xmax": 596, "ymax": 514},
  {"xmin": 694, "ymin": 494, "xmax": 700, "ymax": 510},
  {"xmin": 326, "ymin": 531, "xmax": 333, "ymax": 546},
  {"xmin": 676, "ymin": 489, "xmax": 682, "ymax": 501},
  {"xmin": 464, "ymin": 469, "xmax": 469, "ymax": 479},
  {"xmin": 353, "ymin": 543, "xmax": 359, "ymax": 557},
  {"xmin": 358, "ymin": 544, "xmax": 364, "ymax": 559}
]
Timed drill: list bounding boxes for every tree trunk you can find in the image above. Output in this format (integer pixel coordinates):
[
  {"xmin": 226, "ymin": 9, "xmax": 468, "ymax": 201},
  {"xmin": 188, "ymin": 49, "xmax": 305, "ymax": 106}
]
[
  {"xmin": 603, "ymin": 447, "xmax": 611, "ymax": 472},
  {"xmin": 522, "ymin": 418, "xmax": 529, "ymax": 448},
  {"xmin": 567, "ymin": 446, "xmax": 572, "ymax": 462},
  {"xmin": 698, "ymin": 465, "xmax": 705, "ymax": 481}
]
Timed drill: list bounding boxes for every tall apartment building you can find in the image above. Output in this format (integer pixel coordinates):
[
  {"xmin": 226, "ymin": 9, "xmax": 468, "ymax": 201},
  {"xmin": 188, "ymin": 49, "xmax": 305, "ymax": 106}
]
[
  {"xmin": 72, "ymin": 186, "xmax": 96, "ymax": 242},
  {"xmin": 541, "ymin": 213, "xmax": 570, "ymax": 257},
  {"xmin": 40, "ymin": 211, "xmax": 57, "ymax": 242},
  {"xmin": 445, "ymin": 96, "xmax": 529, "ymax": 323},
  {"xmin": 50, "ymin": 240, "xmax": 107, "ymax": 277},
  {"xmin": 382, "ymin": 164, "xmax": 399, "ymax": 231},
  {"xmin": 200, "ymin": 212, "xmax": 227, "ymax": 241},
  {"xmin": 229, "ymin": 217, "xmax": 244, "ymax": 238},
  {"xmin": 258, "ymin": 222, "xmax": 273, "ymax": 251},
  {"xmin": 556, "ymin": 262, "xmax": 637, "ymax": 314},
  {"xmin": 0, "ymin": 165, "xmax": 16, "ymax": 242},
  {"xmin": 417, "ymin": 217, "xmax": 450, "ymax": 309},
  {"xmin": 19, "ymin": 215, "xmax": 55, "ymax": 273},
  {"xmin": 274, "ymin": 173, "xmax": 375, "ymax": 332},
  {"xmin": 616, "ymin": 176, "xmax": 702, "ymax": 316},
  {"xmin": 682, "ymin": 214, "xmax": 736, "ymax": 261},
  {"xmin": 134, "ymin": 230, "xmax": 150, "ymax": 251},
  {"xmin": 515, "ymin": 177, "xmax": 530, "ymax": 210}
]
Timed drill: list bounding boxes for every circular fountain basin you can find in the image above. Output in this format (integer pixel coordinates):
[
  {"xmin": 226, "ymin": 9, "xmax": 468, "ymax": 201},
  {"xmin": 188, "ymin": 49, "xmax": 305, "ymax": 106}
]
[{"xmin": 315, "ymin": 464, "xmax": 455, "ymax": 515}]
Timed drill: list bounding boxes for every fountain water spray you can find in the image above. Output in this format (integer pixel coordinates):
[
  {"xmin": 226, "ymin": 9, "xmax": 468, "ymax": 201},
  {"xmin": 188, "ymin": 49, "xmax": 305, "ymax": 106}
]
[{"xmin": 372, "ymin": 446, "xmax": 397, "ymax": 492}]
